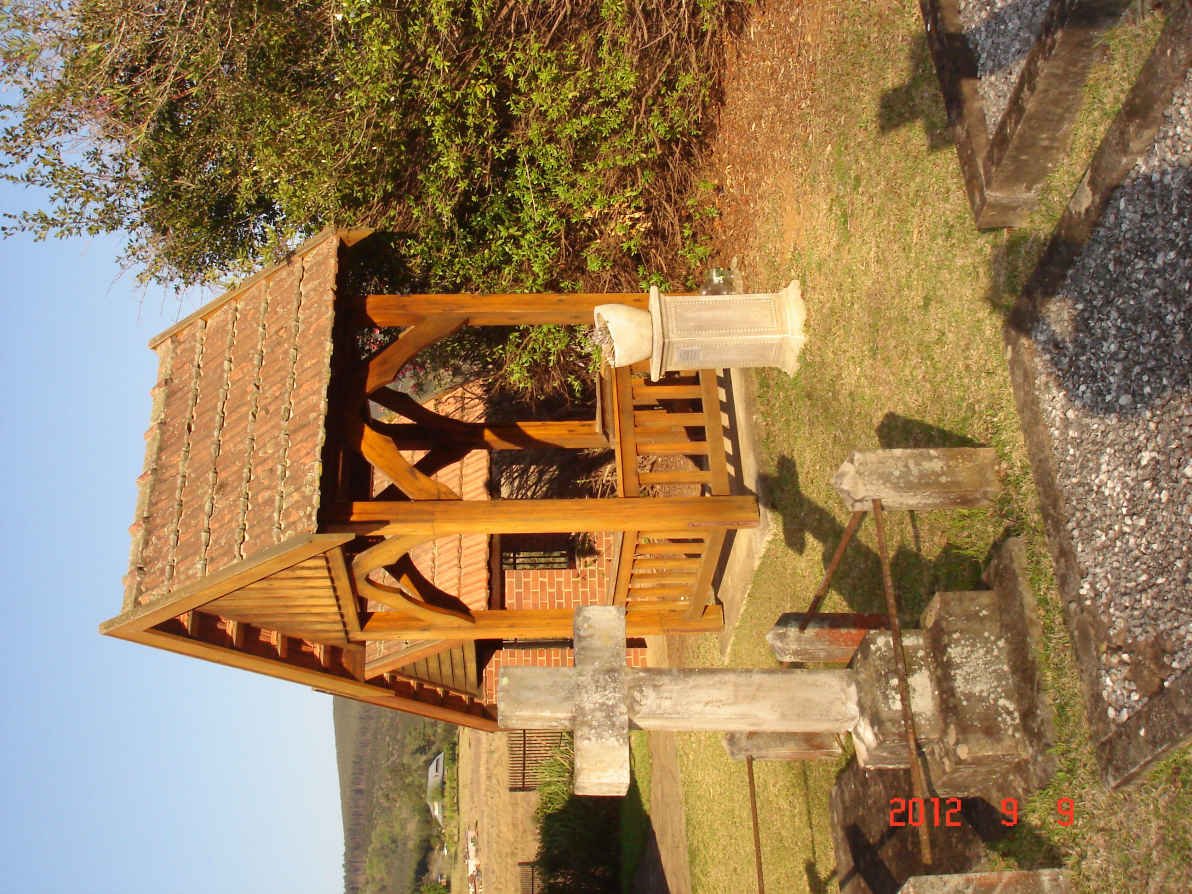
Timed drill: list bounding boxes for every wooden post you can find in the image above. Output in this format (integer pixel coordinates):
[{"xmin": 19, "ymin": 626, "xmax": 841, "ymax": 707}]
[
  {"xmin": 359, "ymin": 604, "xmax": 725, "ymax": 641},
  {"xmin": 325, "ymin": 494, "xmax": 759, "ymax": 537}
]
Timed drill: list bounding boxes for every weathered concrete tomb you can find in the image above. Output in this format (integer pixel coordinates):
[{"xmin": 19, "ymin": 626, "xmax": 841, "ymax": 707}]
[{"xmin": 101, "ymin": 228, "xmax": 759, "ymax": 728}]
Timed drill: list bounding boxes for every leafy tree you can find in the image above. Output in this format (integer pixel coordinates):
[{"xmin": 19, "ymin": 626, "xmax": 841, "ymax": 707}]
[{"xmin": 1, "ymin": 0, "xmax": 737, "ymax": 291}]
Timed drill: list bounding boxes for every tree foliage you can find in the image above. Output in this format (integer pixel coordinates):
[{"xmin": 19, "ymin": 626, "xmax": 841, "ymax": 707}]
[{"xmin": 1, "ymin": 0, "xmax": 739, "ymax": 291}]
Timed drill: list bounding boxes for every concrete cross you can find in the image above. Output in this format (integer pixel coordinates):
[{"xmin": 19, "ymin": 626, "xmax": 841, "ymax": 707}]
[
  {"xmin": 498, "ymin": 605, "xmax": 866, "ymax": 795},
  {"xmin": 499, "ymin": 572, "xmax": 1047, "ymax": 802}
]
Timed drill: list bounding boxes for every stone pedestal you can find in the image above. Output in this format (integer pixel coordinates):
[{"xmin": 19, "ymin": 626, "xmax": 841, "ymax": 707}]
[
  {"xmin": 648, "ymin": 280, "xmax": 806, "ymax": 378},
  {"xmin": 848, "ymin": 584, "xmax": 1052, "ymax": 801}
]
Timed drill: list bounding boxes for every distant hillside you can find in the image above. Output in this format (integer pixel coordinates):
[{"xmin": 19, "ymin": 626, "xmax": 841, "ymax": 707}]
[{"xmin": 334, "ymin": 698, "xmax": 455, "ymax": 894}]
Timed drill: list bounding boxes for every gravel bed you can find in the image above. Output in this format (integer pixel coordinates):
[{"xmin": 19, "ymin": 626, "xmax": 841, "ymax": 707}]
[
  {"xmin": 957, "ymin": 0, "xmax": 1052, "ymax": 134},
  {"xmin": 1031, "ymin": 70, "xmax": 1192, "ymax": 726}
]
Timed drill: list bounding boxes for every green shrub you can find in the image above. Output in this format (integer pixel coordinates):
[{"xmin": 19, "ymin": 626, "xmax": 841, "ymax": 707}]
[{"xmin": 2, "ymin": 0, "xmax": 739, "ymax": 292}]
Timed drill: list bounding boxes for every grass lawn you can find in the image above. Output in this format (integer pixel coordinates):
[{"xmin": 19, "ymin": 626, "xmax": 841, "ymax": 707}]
[{"xmin": 666, "ymin": 3, "xmax": 1190, "ymax": 892}]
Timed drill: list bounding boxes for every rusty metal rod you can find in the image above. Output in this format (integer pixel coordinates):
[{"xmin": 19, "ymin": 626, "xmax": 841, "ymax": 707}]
[
  {"xmin": 871, "ymin": 498, "xmax": 933, "ymax": 866},
  {"xmin": 799, "ymin": 510, "xmax": 867, "ymax": 631},
  {"xmin": 746, "ymin": 756, "xmax": 766, "ymax": 894}
]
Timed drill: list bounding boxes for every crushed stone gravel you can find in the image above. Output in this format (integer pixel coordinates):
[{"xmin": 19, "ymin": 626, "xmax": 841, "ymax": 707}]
[
  {"xmin": 957, "ymin": 0, "xmax": 1052, "ymax": 133},
  {"xmin": 1031, "ymin": 70, "xmax": 1192, "ymax": 726}
]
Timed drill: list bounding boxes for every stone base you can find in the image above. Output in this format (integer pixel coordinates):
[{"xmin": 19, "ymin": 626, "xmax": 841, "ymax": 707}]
[
  {"xmin": 851, "ymin": 631, "xmax": 943, "ymax": 768},
  {"xmin": 849, "ymin": 538, "xmax": 1055, "ymax": 801}
]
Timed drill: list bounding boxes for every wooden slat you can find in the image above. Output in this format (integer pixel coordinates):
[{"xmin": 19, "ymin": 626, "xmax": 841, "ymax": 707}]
[
  {"xmin": 633, "ymin": 541, "xmax": 706, "ymax": 555},
  {"xmin": 218, "ymin": 620, "xmax": 346, "ymax": 637},
  {"xmin": 634, "ymin": 557, "xmax": 702, "ymax": 571},
  {"xmin": 699, "ymin": 370, "xmax": 731, "ymax": 495},
  {"xmin": 359, "ymin": 604, "xmax": 724, "ymax": 640},
  {"xmin": 100, "ymin": 533, "xmax": 355, "ymax": 636},
  {"xmin": 630, "ymin": 572, "xmax": 697, "ymax": 586},
  {"xmin": 278, "ymin": 558, "xmax": 334, "ymax": 571},
  {"xmin": 219, "ymin": 583, "xmax": 335, "ymax": 596},
  {"xmin": 612, "ymin": 366, "xmax": 640, "ymax": 495},
  {"xmin": 463, "ymin": 641, "xmax": 478, "ymax": 692},
  {"xmin": 366, "ymin": 640, "xmax": 464, "ymax": 676},
  {"xmin": 632, "ymin": 410, "xmax": 706, "ymax": 428},
  {"xmin": 612, "ymin": 531, "xmax": 638, "ymax": 606},
  {"xmin": 214, "ymin": 608, "xmax": 343, "ymax": 625},
  {"xmin": 685, "ymin": 528, "xmax": 727, "ymax": 620},
  {"xmin": 627, "ymin": 585, "xmax": 692, "ymax": 600},
  {"xmin": 639, "ymin": 469, "xmax": 712, "ymax": 486},
  {"xmin": 225, "ymin": 603, "xmax": 339, "ymax": 618},
  {"xmin": 637, "ymin": 440, "xmax": 710, "ymax": 455},
  {"xmin": 632, "ymin": 383, "xmax": 701, "ymax": 401},
  {"xmin": 212, "ymin": 594, "xmax": 338, "ymax": 608},
  {"xmin": 326, "ymin": 546, "xmax": 362, "ymax": 637}
]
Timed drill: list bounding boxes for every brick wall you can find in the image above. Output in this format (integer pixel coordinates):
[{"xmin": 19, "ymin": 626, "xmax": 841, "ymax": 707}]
[
  {"xmin": 502, "ymin": 530, "xmax": 617, "ymax": 611},
  {"xmin": 483, "ymin": 641, "xmax": 649, "ymax": 705},
  {"xmin": 483, "ymin": 530, "xmax": 647, "ymax": 704}
]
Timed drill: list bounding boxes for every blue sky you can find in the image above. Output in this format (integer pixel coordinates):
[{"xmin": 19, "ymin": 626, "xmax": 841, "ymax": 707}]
[{"xmin": 0, "ymin": 185, "xmax": 344, "ymax": 892}]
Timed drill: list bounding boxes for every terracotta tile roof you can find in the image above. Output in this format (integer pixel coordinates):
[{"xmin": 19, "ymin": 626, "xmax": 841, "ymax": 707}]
[{"xmin": 123, "ymin": 230, "xmax": 343, "ymax": 611}]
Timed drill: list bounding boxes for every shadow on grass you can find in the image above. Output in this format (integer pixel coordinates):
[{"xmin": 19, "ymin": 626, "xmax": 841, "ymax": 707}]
[
  {"xmin": 758, "ymin": 417, "xmax": 985, "ymax": 619},
  {"xmin": 877, "ymin": 35, "xmax": 952, "ymax": 152},
  {"xmin": 834, "ymin": 789, "xmax": 1064, "ymax": 894}
]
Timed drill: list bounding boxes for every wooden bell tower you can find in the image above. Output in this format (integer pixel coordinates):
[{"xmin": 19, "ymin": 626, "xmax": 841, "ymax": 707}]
[{"xmin": 102, "ymin": 228, "xmax": 758, "ymax": 728}]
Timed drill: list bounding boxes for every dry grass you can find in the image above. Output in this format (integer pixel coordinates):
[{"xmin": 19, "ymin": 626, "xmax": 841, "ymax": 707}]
[{"xmin": 662, "ymin": 2, "xmax": 1189, "ymax": 893}]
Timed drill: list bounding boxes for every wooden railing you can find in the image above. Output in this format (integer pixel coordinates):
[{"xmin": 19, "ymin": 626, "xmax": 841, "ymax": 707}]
[{"xmin": 606, "ymin": 365, "xmax": 733, "ymax": 618}]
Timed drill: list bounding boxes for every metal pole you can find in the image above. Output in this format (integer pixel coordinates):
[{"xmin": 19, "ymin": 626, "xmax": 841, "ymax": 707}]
[
  {"xmin": 871, "ymin": 499, "xmax": 933, "ymax": 866},
  {"xmin": 746, "ymin": 756, "xmax": 766, "ymax": 894},
  {"xmin": 799, "ymin": 510, "xmax": 867, "ymax": 630}
]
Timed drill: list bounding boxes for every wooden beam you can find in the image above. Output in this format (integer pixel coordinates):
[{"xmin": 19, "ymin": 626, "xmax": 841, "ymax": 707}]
[
  {"xmin": 369, "ymin": 389, "xmax": 607, "ymax": 450},
  {"xmin": 351, "ymin": 535, "xmax": 474, "ymax": 625},
  {"xmin": 120, "ymin": 626, "xmax": 398, "ymax": 701},
  {"xmin": 326, "ymin": 546, "xmax": 362, "ymax": 637},
  {"xmin": 326, "ymin": 495, "xmax": 759, "ymax": 537},
  {"xmin": 360, "ymin": 292, "xmax": 649, "ymax": 327},
  {"xmin": 357, "ymin": 604, "xmax": 724, "ymax": 640},
  {"xmin": 377, "ymin": 420, "xmax": 608, "ymax": 451},
  {"xmin": 120, "ymin": 617, "xmax": 497, "ymax": 729},
  {"xmin": 685, "ymin": 528, "xmax": 727, "ymax": 620},
  {"xmin": 347, "ymin": 416, "xmax": 461, "ymax": 501},
  {"xmin": 99, "ymin": 533, "xmax": 355, "ymax": 636},
  {"xmin": 364, "ymin": 316, "xmax": 465, "ymax": 394}
]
